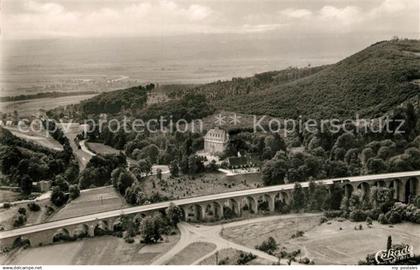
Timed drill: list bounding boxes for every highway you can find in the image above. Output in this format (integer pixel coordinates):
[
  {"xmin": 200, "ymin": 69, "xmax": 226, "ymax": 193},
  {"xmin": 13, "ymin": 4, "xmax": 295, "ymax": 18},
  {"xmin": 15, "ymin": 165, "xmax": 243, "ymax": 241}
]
[{"xmin": 1, "ymin": 170, "xmax": 420, "ymax": 240}]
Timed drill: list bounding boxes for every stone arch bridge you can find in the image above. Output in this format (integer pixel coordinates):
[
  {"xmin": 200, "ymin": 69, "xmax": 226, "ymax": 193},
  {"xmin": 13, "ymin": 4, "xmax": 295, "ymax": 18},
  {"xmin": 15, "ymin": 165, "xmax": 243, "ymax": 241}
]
[{"xmin": 1, "ymin": 171, "xmax": 419, "ymax": 250}]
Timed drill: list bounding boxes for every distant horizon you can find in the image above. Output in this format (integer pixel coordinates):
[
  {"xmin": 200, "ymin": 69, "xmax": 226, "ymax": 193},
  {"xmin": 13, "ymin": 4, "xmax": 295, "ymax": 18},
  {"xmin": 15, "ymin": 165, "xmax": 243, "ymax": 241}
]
[
  {"xmin": 2, "ymin": 30, "xmax": 419, "ymax": 42},
  {"xmin": 2, "ymin": 0, "xmax": 418, "ymax": 39}
]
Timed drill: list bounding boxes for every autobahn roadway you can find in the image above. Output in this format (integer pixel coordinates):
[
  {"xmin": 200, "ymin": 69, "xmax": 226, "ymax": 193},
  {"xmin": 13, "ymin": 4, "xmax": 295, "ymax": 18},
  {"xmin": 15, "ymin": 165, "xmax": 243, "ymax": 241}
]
[{"xmin": 1, "ymin": 170, "xmax": 420, "ymax": 240}]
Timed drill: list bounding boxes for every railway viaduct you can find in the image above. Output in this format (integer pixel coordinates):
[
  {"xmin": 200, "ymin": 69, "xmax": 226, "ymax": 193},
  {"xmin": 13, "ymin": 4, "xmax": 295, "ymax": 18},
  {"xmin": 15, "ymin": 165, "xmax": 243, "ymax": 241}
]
[{"xmin": 1, "ymin": 171, "xmax": 419, "ymax": 250}]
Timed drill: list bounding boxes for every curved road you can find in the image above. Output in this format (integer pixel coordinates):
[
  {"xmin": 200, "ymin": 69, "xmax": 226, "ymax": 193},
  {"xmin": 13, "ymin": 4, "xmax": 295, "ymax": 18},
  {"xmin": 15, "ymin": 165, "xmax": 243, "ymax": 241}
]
[{"xmin": 152, "ymin": 213, "xmax": 321, "ymax": 265}]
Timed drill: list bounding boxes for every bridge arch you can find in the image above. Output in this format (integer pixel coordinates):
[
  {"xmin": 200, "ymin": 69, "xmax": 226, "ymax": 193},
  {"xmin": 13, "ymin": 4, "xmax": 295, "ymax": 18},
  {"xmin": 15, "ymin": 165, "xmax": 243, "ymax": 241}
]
[
  {"xmin": 73, "ymin": 224, "xmax": 89, "ymax": 239},
  {"xmin": 94, "ymin": 220, "xmax": 110, "ymax": 236},
  {"xmin": 279, "ymin": 191, "xmax": 290, "ymax": 204},
  {"xmin": 183, "ymin": 204, "xmax": 197, "ymax": 222},
  {"xmin": 243, "ymin": 196, "xmax": 258, "ymax": 214},
  {"xmin": 356, "ymin": 182, "xmax": 371, "ymax": 197},
  {"xmin": 228, "ymin": 198, "xmax": 242, "ymax": 217},
  {"xmin": 53, "ymin": 228, "xmax": 72, "ymax": 242},
  {"xmin": 13, "ymin": 236, "xmax": 31, "ymax": 249}
]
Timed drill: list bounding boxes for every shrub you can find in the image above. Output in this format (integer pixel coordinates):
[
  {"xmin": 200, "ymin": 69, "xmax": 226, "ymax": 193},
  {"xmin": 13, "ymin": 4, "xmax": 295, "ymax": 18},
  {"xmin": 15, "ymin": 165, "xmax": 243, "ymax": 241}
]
[
  {"xmin": 13, "ymin": 213, "xmax": 27, "ymax": 227},
  {"xmin": 27, "ymin": 202, "xmax": 41, "ymax": 212},
  {"xmin": 291, "ymin": 231, "xmax": 304, "ymax": 238},
  {"xmin": 255, "ymin": 237, "xmax": 277, "ymax": 255},
  {"xmin": 50, "ymin": 186, "xmax": 68, "ymax": 207},
  {"xmin": 223, "ymin": 206, "xmax": 236, "ymax": 220},
  {"xmin": 3, "ymin": 202, "xmax": 11, "ymax": 209},
  {"xmin": 366, "ymin": 217, "xmax": 373, "ymax": 225},
  {"xmin": 140, "ymin": 214, "xmax": 165, "ymax": 244},
  {"xmin": 386, "ymin": 211, "xmax": 402, "ymax": 224},
  {"xmin": 299, "ymin": 257, "xmax": 311, "ymax": 264},
  {"xmin": 53, "ymin": 232, "xmax": 75, "ymax": 242},
  {"xmin": 415, "ymin": 196, "xmax": 420, "ymax": 208},
  {"xmin": 125, "ymin": 237, "xmax": 135, "ymax": 244},
  {"xmin": 218, "ymin": 257, "xmax": 229, "ymax": 265},
  {"xmin": 165, "ymin": 203, "xmax": 184, "ymax": 225},
  {"xmin": 18, "ymin": 207, "xmax": 27, "ymax": 215},
  {"xmin": 69, "ymin": 185, "xmax": 80, "ymax": 200},
  {"xmin": 237, "ymin": 252, "xmax": 256, "ymax": 265},
  {"xmin": 365, "ymin": 208, "xmax": 381, "ymax": 220}
]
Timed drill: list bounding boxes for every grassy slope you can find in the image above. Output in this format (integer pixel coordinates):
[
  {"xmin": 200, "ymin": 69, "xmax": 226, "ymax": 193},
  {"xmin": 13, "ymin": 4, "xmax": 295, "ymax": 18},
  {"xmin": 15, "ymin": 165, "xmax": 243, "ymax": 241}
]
[{"xmin": 210, "ymin": 40, "xmax": 420, "ymax": 119}]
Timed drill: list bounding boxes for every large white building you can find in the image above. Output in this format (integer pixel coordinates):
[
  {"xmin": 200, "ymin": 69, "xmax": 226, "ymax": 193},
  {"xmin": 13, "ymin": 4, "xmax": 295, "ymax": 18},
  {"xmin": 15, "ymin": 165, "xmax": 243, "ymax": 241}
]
[{"xmin": 204, "ymin": 127, "xmax": 229, "ymax": 154}]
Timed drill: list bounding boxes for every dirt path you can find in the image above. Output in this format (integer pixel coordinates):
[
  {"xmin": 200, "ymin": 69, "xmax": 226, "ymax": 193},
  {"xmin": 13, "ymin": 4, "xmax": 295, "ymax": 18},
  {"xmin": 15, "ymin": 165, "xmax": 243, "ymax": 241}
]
[{"xmin": 151, "ymin": 214, "xmax": 321, "ymax": 265}]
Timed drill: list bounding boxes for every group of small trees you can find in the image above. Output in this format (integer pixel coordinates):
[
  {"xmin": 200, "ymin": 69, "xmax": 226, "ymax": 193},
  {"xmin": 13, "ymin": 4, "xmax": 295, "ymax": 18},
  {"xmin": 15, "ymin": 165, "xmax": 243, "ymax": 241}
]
[
  {"xmin": 257, "ymin": 102, "xmax": 420, "ymax": 187},
  {"xmin": 255, "ymin": 236, "xmax": 278, "ymax": 255},
  {"xmin": 79, "ymin": 153, "xmax": 127, "ymax": 189},
  {"xmin": 50, "ymin": 175, "xmax": 80, "ymax": 207},
  {"xmin": 113, "ymin": 203, "xmax": 183, "ymax": 244}
]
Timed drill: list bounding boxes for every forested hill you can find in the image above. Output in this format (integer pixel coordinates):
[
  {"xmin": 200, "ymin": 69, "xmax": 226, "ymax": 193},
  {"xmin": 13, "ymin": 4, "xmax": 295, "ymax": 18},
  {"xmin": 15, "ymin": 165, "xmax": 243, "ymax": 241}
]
[
  {"xmin": 190, "ymin": 39, "xmax": 420, "ymax": 119},
  {"xmin": 55, "ymin": 39, "xmax": 420, "ymax": 121}
]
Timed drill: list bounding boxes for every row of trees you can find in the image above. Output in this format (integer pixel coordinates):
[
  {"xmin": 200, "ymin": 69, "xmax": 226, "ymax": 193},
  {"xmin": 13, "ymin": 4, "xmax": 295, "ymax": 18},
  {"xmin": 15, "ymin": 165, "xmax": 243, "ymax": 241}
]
[{"xmin": 290, "ymin": 182, "xmax": 344, "ymax": 212}]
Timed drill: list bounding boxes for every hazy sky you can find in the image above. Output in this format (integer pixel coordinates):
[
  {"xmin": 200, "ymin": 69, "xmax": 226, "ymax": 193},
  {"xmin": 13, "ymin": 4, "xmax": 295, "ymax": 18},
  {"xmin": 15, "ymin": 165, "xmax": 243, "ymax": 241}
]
[{"xmin": 1, "ymin": 0, "xmax": 419, "ymax": 39}]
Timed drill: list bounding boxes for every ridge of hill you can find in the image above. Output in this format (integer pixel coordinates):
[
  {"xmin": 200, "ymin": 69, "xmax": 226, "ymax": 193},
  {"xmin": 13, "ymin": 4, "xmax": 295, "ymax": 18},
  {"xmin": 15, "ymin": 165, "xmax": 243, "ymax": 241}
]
[{"xmin": 50, "ymin": 39, "xmax": 420, "ymax": 122}]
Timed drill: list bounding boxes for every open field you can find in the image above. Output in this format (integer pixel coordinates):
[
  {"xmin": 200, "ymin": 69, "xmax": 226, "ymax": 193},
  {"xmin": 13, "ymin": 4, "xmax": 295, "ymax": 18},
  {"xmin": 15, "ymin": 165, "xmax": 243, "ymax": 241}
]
[
  {"xmin": 221, "ymin": 214, "xmax": 420, "ymax": 265},
  {"xmin": 50, "ymin": 186, "xmax": 127, "ymax": 221},
  {"xmin": 166, "ymin": 242, "xmax": 216, "ymax": 265},
  {"xmin": 86, "ymin": 142, "xmax": 137, "ymax": 166},
  {"xmin": 1, "ymin": 234, "xmax": 180, "ymax": 265},
  {"xmin": 86, "ymin": 142, "xmax": 121, "ymax": 155},
  {"xmin": 0, "ymin": 199, "xmax": 53, "ymax": 231},
  {"xmin": 0, "ymin": 94, "xmax": 96, "ymax": 116},
  {"xmin": 222, "ymin": 214, "xmax": 321, "ymax": 248},
  {"xmin": 142, "ymin": 172, "xmax": 263, "ymax": 200}
]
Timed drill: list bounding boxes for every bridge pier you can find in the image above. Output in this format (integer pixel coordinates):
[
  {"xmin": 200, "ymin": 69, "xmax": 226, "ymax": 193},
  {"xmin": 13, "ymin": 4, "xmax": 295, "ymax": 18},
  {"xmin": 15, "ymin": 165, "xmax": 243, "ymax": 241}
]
[
  {"xmin": 398, "ymin": 178, "xmax": 407, "ymax": 202},
  {"xmin": 247, "ymin": 196, "xmax": 258, "ymax": 214},
  {"xmin": 88, "ymin": 225, "xmax": 95, "ymax": 237},
  {"xmin": 198, "ymin": 204, "xmax": 207, "ymax": 221},
  {"xmin": 266, "ymin": 194, "xmax": 276, "ymax": 212},
  {"xmin": 214, "ymin": 201, "xmax": 224, "ymax": 219}
]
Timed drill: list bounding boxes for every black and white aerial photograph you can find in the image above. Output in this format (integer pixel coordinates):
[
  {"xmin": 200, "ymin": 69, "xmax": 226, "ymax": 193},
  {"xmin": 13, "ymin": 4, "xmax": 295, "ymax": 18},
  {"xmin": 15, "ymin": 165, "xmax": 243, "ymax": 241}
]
[{"xmin": 0, "ymin": 0, "xmax": 419, "ymax": 268}]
